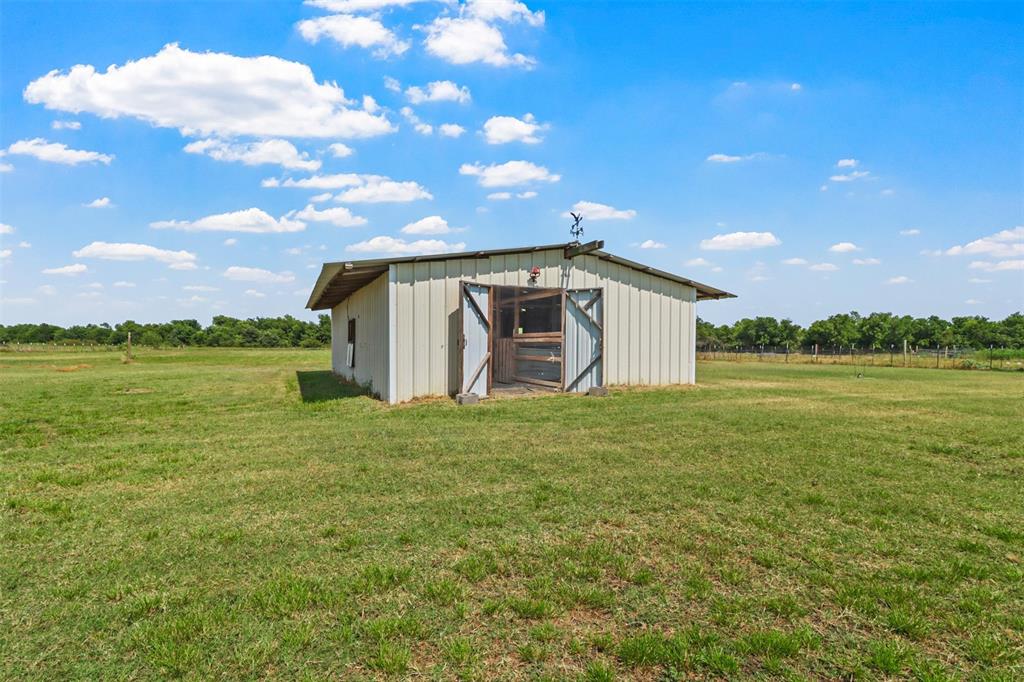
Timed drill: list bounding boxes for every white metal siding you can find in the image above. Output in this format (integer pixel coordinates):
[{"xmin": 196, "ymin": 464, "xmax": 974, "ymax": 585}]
[
  {"xmin": 331, "ymin": 273, "xmax": 389, "ymax": 400},
  {"xmin": 388, "ymin": 248, "xmax": 696, "ymax": 403}
]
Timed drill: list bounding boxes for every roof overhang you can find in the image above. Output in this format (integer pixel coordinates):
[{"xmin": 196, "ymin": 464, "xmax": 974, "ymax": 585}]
[{"xmin": 306, "ymin": 242, "xmax": 735, "ymax": 311}]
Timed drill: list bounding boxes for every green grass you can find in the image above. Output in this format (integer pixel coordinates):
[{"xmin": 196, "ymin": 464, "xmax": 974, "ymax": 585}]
[{"xmin": 1, "ymin": 347, "xmax": 1022, "ymax": 679}]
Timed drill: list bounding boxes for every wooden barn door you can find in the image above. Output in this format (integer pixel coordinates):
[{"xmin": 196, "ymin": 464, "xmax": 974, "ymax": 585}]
[
  {"xmin": 459, "ymin": 281, "xmax": 492, "ymax": 397},
  {"xmin": 563, "ymin": 288, "xmax": 603, "ymax": 392}
]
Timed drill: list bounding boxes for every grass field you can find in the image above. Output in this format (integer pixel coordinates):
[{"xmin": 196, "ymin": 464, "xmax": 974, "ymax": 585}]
[{"xmin": 1, "ymin": 349, "xmax": 1022, "ymax": 680}]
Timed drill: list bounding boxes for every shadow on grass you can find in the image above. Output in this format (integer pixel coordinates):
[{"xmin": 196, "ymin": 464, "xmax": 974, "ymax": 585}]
[{"xmin": 296, "ymin": 370, "xmax": 370, "ymax": 403}]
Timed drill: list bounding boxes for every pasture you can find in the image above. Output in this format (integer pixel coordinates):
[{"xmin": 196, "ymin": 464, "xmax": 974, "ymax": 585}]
[{"xmin": 1, "ymin": 349, "xmax": 1022, "ymax": 680}]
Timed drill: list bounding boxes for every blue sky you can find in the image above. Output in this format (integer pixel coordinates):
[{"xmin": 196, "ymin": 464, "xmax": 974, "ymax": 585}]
[{"xmin": 1, "ymin": 0, "xmax": 1021, "ymax": 326}]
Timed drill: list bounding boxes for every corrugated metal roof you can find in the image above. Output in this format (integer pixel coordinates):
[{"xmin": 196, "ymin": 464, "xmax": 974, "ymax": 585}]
[{"xmin": 306, "ymin": 242, "xmax": 735, "ymax": 310}]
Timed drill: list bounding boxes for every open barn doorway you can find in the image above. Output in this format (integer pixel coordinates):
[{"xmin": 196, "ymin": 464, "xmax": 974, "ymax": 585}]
[{"xmin": 458, "ymin": 281, "xmax": 605, "ymax": 398}]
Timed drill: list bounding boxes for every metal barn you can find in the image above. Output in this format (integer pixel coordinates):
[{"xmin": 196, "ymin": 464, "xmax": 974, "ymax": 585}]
[{"xmin": 306, "ymin": 241, "xmax": 734, "ymax": 404}]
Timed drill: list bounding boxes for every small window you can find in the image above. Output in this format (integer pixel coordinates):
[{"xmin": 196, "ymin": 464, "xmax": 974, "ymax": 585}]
[{"xmin": 347, "ymin": 318, "xmax": 356, "ymax": 368}]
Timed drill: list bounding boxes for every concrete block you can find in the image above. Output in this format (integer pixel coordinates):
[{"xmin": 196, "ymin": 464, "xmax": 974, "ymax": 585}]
[
  {"xmin": 587, "ymin": 386, "xmax": 609, "ymax": 397},
  {"xmin": 456, "ymin": 393, "xmax": 480, "ymax": 405}
]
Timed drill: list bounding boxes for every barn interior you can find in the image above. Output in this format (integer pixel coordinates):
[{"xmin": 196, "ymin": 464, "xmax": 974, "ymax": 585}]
[{"xmin": 492, "ymin": 286, "xmax": 563, "ymax": 394}]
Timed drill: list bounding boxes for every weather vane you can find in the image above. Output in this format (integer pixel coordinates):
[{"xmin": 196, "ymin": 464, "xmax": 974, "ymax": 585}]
[{"xmin": 569, "ymin": 212, "xmax": 584, "ymax": 242}]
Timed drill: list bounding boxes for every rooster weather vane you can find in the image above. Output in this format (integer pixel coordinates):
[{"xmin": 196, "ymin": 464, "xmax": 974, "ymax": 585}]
[{"xmin": 569, "ymin": 212, "xmax": 584, "ymax": 243}]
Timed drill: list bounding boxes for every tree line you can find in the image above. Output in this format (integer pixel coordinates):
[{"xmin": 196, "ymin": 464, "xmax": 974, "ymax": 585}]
[
  {"xmin": 697, "ymin": 312, "xmax": 1024, "ymax": 350},
  {"xmin": 2, "ymin": 311, "xmax": 1022, "ymax": 350},
  {"xmin": 0, "ymin": 315, "xmax": 332, "ymax": 348}
]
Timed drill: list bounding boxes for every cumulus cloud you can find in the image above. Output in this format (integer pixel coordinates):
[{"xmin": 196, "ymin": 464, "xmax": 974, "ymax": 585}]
[
  {"xmin": 482, "ymin": 113, "xmax": 547, "ymax": 144},
  {"xmin": 486, "ymin": 190, "xmax": 538, "ymax": 200},
  {"xmin": 886, "ymin": 275, "xmax": 912, "ymax": 284},
  {"xmin": 42, "ymin": 263, "xmax": 88, "ymax": 275},
  {"xmin": 296, "ymin": 14, "xmax": 410, "ymax": 58},
  {"xmin": 781, "ymin": 257, "xmax": 807, "ymax": 265},
  {"xmin": 7, "ymin": 138, "xmax": 112, "ymax": 165},
  {"xmin": 24, "ymin": 43, "xmax": 394, "ymax": 139},
  {"xmin": 637, "ymin": 240, "xmax": 665, "ymax": 249},
  {"xmin": 562, "ymin": 200, "xmax": 636, "ymax": 221},
  {"xmin": 290, "ymin": 204, "xmax": 367, "ymax": 227},
  {"xmin": 405, "ymin": 80, "xmax": 471, "ymax": 104},
  {"xmin": 0, "ymin": 223, "xmax": 15, "ymax": 234},
  {"xmin": 400, "ymin": 216, "xmax": 460, "ymax": 235},
  {"xmin": 685, "ymin": 257, "xmax": 713, "ymax": 267},
  {"xmin": 968, "ymin": 259, "xmax": 1024, "ymax": 272},
  {"xmin": 400, "ymin": 106, "xmax": 433, "ymax": 135},
  {"xmin": 459, "ymin": 160, "xmax": 560, "ymax": 187},
  {"xmin": 183, "ymin": 285, "xmax": 219, "ymax": 291},
  {"xmin": 809, "ymin": 263, "xmax": 838, "ymax": 272},
  {"xmin": 51, "ymin": 120, "xmax": 81, "ymax": 130},
  {"xmin": 335, "ymin": 176, "xmax": 433, "ymax": 202},
  {"xmin": 422, "ymin": 2, "xmax": 543, "ymax": 69},
  {"xmin": 265, "ymin": 173, "xmax": 362, "ymax": 189},
  {"xmin": 836, "ymin": 158, "xmax": 858, "ymax": 168},
  {"xmin": 310, "ymin": 192, "xmax": 333, "ymax": 203},
  {"xmin": 224, "ymin": 238, "xmax": 238, "ymax": 246},
  {"xmin": 73, "ymin": 241, "xmax": 198, "ymax": 269},
  {"xmin": 852, "ymin": 257, "xmax": 881, "ymax": 265},
  {"xmin": 945, "ymin": 226, "xmax": 1024, "ymax": 259},
  {"xmin": 223, "ymin": 266, "xmax": 295, "ymax": 283},
  {"xmin": 438, "ymin": 123, "xmax": 466, "ymax": 138},
  {"xmin": 828, "ymin": 242, "xmax": 860, "ymax": 253},
  {"xmin": 84, "ymin": 197, "xmax": 113, "ymax": 208},
  {"xmin": 113, "ymin": 281, "xmax": 136, "ymax": 288},
  {"xmin": 705, "ymin": 152, "xmax": 767, "ymax": 163},
  {"xmin": 151, "ymin": 208, "xmax": 305, "ymax": 233},
  {"xmin": 328, "ymin": 142, "xmax": 354, "ymax": 158},
  {"xmin": 346, "ymin": 235, "xmax": 465, "ymax": 255},
  {"xmin": 829, "ymin": 170, "xmax": 871, "ymax": 182},
  {"xmin": 184, "ymin": 138, "xmax": 320, "ymax": 170},
  {"xmin": 900, "ymin": 228, "xmax": 921, "ymax": 236},
  {"xmin": 700, "ymin": 231, "xmax": 781, "ymax": 250},
  {"xmin": 0, "ymin": 249, "xmax": 12, "ymax": 259}
]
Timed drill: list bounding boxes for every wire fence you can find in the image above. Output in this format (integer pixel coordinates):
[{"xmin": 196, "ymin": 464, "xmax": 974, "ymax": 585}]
[{"xmin": 697, "ymin": 345, "xmax": 1024, "ymax": 371}]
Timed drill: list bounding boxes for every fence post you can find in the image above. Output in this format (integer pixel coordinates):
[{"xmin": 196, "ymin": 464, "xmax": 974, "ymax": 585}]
[{"xmin": 989, "ymin": 344, "xmax": 993, "ymax": 370}]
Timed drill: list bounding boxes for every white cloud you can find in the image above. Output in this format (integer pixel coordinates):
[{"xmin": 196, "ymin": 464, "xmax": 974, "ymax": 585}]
[
  {"xmin": 700, "ymin": 231, "xmax": 781, "ymax": 250},
  {"xmin": 24, "ymin": 43, "xmax": 394, "ymax": 139},
  {"xmin": 467, "ymin": 0, "xmax": 545, "ymax": 25},
  {"xmin": 266, "ymin": 173, "xmax": 362, "ymax": 189},
  {"xmin": 422, "ymin": 17, "xmax": 536, "ymax": 68},
  {"xmin": 184, "ymin": 138, "xmax": 320, "ymax": 171},
  {"xmin": 223, "ymin": 238, "xmax": 238, "ymax": 246},
  {"xmin": 296, "ymin": 13, "xmax": 410, "ymax": 58},
  {"xmin": 291, "ymin": 203, "xmax": 367, "ymax": 227},
  {"xmin": 7, "ymin": 138, "xmax": 112, "ymax": 165},
  {"xmin": 886, "ymin": 275, "xmax": 912, "ymax": 284},
  {"xmin": 51, "ymin": 120, "xmax": 81, "ymax": 130},
  {"xmin": 852, "ymin": 257, "xmax": 881, "ymax": 265},
  {"xmin": 945, "ymin": 227, "xmax": 1024, "ymax": 259},
  {"xmin": 84, "ymin": 197, "xmax": 113, "ymax": 208},
  {"xmin": 819, "ymin": 185, "xmax": 828, "ymax": 192},
  {"xmin": 482, "ymin": 113, "xmax": 547, "ymax": 144},
  {"xmin": 384, "ymin": 75, "xmax": 402, "ymax": 92},
  {"xmin": 790, "ymin": 83, "xmax": 802, "ymax": 91},
  {"xmin": 880, "ymin": 189, "xmax": 895, "ymax": 197},
  {"xmin": 968, "ymin": 278, "xmax": 991, "ymax": 284},
  {"xmin": 310, "ymin": 192, "xmax": 334, "ymax": 202},
  {"xmin": 968, "ymin": 259, "xmax": 1024, "ymax": 272},
  {"xmin": 335, "ymin": 176, "xmax": 433, "ymax": 202},
  {"xmin": 244, "ymin": 289, "xmax": 266, "ymax": 298},
  {"xmin": 439, "ymin": 123, "xmax": 466, "ymax": 138},
  {"xmin": 223, "ymin": 266, "xmax": 295, "ymax": 283},
  {"xmin": 562, "ymin": 200, "xmax": 636, "ymax": 221},
  {"xmin": 113, "ymin": 281, "xmax": 136, "ymax": 288},
  {"xmin": 459, "ymin": 160, "xmax": 560, "ymax": 187},
  {"xmin": 0, "ymin": 249, "xmax": 11, "ymax": 259},
  {"xmin": 183, "ymin": 285, "xmax": 219, "ymax": 291},
  {"xmin": 400, "ymin": 215, "xmax": 460, "ymax": 235},
  {"xmin": 346, "ymin": 235, "xmax": 465, "ymax": 255},
  {"xmin": 638, "ymin": 239, "xmax": 665, "ymax": 249},
  {"xmin": 487, "ymin": 192, "xmax": 512, "ymax": 200},
  {"xmin": 829, "ymin": 170, "xmax": 871, "ymax": 182},
  {"xmin": 809, "ymin": 262, "xmax": 838, "ymax": 272},
  {"xmin": 900, "ymin": 228, "xmax": 921, "ymax": 236},
  {"xmin": 1, "ymin": 297, "xmax": 36, "ymax": 305},
  {"xmin": 73, "ymin": 241, "xmax": 198, "ymax": 268},
  {"xmin": 836, "ymin": 159, "xmax": 858, "ymax": 168},
  {"xmin": 965, "ymin": 298, "xmax": 981, "ymax": 305},
  {"xmin": 517, "ymin": 190, "xmax": 537, "ymax": 199},
  {"xmin": 0, "ymin": 223, "xmax": 14, "ymax": 234},
  {"xmin": 405, "ymin": 80, "xmax": 471, "ymax": 104},
  {"xmin": 328, "ymin": 142, "xmax": 354, "ymax": 158},
  {"xmin": 781, "ymin": 257, "xmax": 807, "ymax": 266},
  {"xmin": 685, "ymin": 257, "xmax": 713, "ymax": 267},
  {"xmin": 705, "ymin": 152, "xmax": 767, "ymax": 163},
  {"xmin": 305, "ymin": 0, "xmax": 424, "ymax": 12},
  {"xmin": 18, "ymin": 241, "xmax": 31, "ymax": 249},
  {"xmin": 151, "ymin": 208, "xmax": 305, "ymax": 233},
  {"xmin": 828, "ymin": 241, "xmax": 860, "ymax": 253},
  {"xmin": 42, "ymin": 263, "xmax": 88, "ymax": 276},
  {"xmin": 38, "ymin": 285, "xmax": 57, "ymax": 295},
  {"xmin": 84, "ymin": 282, "xmax": 104, "ymax": 289},
  {"xmin": 400, "ymin": 107, "xmax": 433, "ymax": 135}
]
